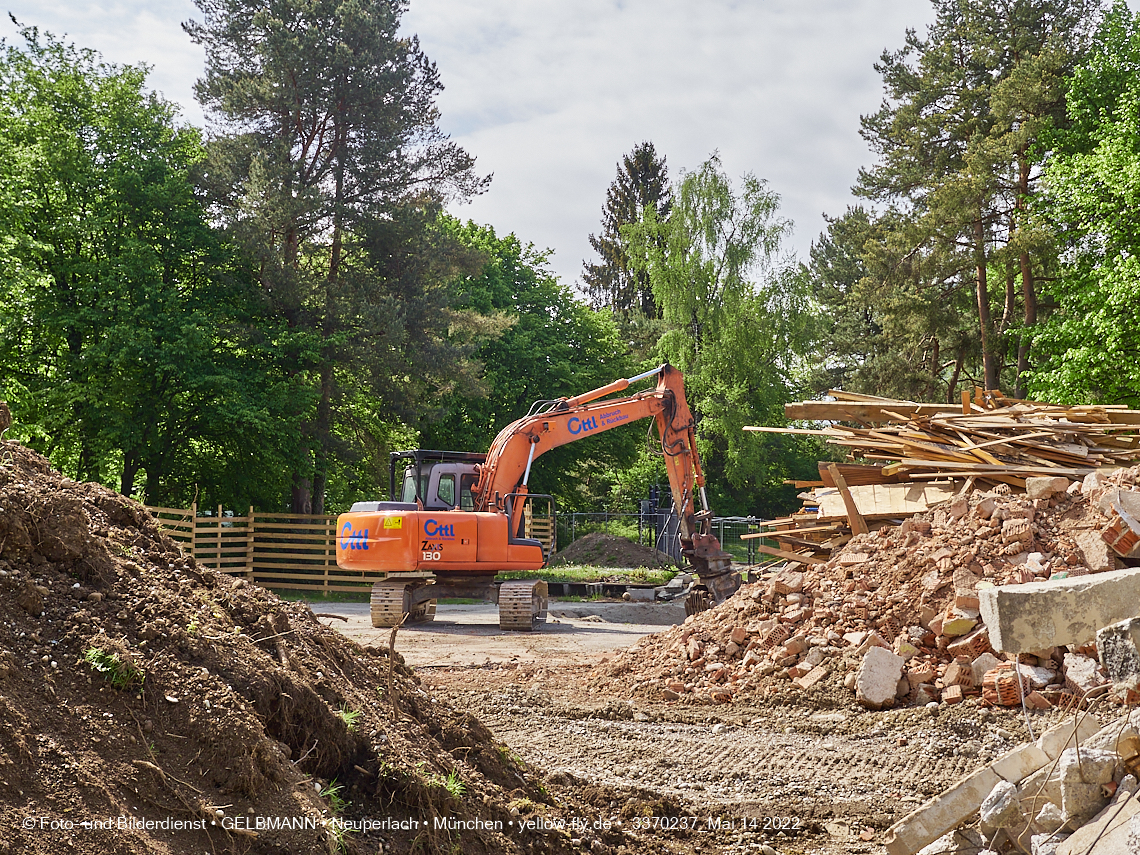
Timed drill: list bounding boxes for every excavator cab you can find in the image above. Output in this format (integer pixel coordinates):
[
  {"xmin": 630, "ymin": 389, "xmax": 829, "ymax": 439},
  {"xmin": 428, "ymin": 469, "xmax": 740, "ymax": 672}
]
[{"xmin": 390, "ymin": 450, "xmax": 484, "ymax": 511}]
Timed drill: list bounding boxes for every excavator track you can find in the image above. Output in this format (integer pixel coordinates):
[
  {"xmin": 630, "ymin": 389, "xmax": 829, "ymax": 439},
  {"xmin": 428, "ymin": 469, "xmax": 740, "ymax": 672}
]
[
  {"xmin": 498, "ymin": 580, "xmax": 548, "ymax": 631},
  {"xmin": 370, "ymin": 580, "xmax": 436, "ymax": 627}
]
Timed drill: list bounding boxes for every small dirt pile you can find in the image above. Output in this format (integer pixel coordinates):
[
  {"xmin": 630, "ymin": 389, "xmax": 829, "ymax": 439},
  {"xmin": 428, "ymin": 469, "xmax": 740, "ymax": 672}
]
[
  {"xmin": 0, "ymin": 441, "xmax": 654, "ymax": 855},
  {"xmin": 594, "ymin": 469, "xmax": 1139, "ymax": 712},
  {"xmin": 550, "ymin": 533, "xmax": 671, "ymax": 569}
]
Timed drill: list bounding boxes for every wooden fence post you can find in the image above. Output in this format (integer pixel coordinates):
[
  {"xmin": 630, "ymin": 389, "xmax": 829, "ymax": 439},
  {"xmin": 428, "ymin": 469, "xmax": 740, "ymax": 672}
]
[
  {"xmin": 246, "ymin": 506, "xmax": 255, "ymax": 579},
  {"xmin": 189, "ymin": 502, "xmax": 198, "ymax": 563}
]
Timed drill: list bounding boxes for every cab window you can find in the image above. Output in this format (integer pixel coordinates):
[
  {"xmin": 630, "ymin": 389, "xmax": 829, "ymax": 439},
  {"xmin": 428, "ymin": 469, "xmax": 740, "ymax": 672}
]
[
  {"xmin": 437, "ymin": 474, "xmax": 456, "ymax": 507},
  {"xmin": 400, "ymin": 470, "xmax": 417, "ymax": 504},
  {"xmin": 459, "ymin": 474, "xmax": 477, "ymax": 510}
]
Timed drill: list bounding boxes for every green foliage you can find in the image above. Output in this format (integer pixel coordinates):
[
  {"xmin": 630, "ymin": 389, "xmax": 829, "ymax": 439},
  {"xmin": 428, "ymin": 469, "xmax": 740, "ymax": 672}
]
[
  {"xmin": 582, "ymin": 142, "xmax": 672, "ymax": 322},
  {"xmin": 626, "ymin": 154, "xmax": 816, "ymax": 516},
  {"xmin": 440, "ymin": 770, "xmax": 465, "ymax": 799},
  {"xmin": 1028, "ymin": 3, "xmax": 1140, "ymax": 404},
  {"xmin": 335, "ymin": 708, "xmax": 360, "ymax": 732},
  {"xmin": 807, "ymin": 207, "xmax": 980, "ymax": 402},
  {"xmin": 0, "ymin": 26, "xmax": 295, "ymax": 509},
  {"xmin": 320, "ymin": 779, "xmax": 349, "ymax": 814},
  {"xmin": 83, "ymin": 647, "xmax": 144, "ymax": 691},
  {"xmin": 186, "ymin": 0, "xmax": 491, "ymax": 514},
  {"xmin": 848, "ymin": 0, "xmax": 1102, "ymax": 396},
  {"xmin": 419, "ymin": 219, "xmax": 640, "ymax": 512}
]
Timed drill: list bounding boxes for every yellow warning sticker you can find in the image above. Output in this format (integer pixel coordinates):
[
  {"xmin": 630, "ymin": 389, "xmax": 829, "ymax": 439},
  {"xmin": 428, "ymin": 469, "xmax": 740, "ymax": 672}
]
[{"xmin": 383, "ymin": 517, "xmax": 403, "ymax": 529}]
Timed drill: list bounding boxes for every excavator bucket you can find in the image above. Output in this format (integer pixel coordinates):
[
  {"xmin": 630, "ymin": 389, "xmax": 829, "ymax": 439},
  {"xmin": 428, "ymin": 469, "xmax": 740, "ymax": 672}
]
[{"xmin": 686, "ymin": 532, "xmax": 741, "ymax": 605}]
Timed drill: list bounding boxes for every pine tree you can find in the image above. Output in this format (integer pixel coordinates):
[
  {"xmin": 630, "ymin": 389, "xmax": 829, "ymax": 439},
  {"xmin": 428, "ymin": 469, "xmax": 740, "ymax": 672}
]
[
  {"xmin": 185, "ymin": 0, "xmax": 489, "ymax": 513},
  {"xmin": 582, "ymin": 141, "xmax": 671, "ymax": 319},
  {"xmin": 855, "ymin": 0, "xmax": 1101, "ymax": 393}
]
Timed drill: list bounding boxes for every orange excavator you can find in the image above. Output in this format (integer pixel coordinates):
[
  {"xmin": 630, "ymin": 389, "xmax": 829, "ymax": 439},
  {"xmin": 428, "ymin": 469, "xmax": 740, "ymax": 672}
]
[{"xmin": 335, "ymin": 364, "xmax": 740, "ymax": 630}]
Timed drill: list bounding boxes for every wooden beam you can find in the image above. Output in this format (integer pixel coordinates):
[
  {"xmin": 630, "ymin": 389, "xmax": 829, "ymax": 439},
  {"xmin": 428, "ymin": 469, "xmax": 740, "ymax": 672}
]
[
  {"xmin": 736, "ymin": 540, "xmax": 826, "ymax": 564},
  {"xmin": 828, "ymin": 463, "xmax": 869, "ymax": 536}
]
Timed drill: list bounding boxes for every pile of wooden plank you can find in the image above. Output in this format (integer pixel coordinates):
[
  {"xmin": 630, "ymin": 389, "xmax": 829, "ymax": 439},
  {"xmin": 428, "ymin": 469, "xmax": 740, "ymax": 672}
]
[{"xmin": 742, "ymin": 388, "xmax": 1140, "ymax": 563}]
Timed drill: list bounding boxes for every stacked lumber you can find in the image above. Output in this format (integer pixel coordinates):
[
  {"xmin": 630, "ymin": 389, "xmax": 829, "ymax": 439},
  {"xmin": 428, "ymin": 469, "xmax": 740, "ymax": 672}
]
[{"xmin": 744, "ymin": 388, "xmax": 1140, "ymax": 561}]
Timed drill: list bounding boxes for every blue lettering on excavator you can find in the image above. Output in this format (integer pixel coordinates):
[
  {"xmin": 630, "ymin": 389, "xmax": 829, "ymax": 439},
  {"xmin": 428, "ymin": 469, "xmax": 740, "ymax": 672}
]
[
  {"xmin": 568, "ymin": 415, "xmax": 599, "ymax": 435},
  {"xmin": 423, "ymin": 519, "xmax": 455, "ymax": 539},
  {"xmin": 340, "ymin": 522, "xmax": 369, "ymax": 551}
]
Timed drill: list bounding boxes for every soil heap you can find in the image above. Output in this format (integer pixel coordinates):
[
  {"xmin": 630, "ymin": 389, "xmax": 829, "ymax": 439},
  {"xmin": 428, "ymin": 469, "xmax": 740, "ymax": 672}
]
[
  {"xmin": 549, "ymin": 533, "xmax": 672, "ymax": 569},
  {"xmin": 595, "ymin": 469, "xmax": 1140, "ymax": 713},
  {"xmin": 0, "ymin": 441, "xmax": 654, "ymax": 855}
]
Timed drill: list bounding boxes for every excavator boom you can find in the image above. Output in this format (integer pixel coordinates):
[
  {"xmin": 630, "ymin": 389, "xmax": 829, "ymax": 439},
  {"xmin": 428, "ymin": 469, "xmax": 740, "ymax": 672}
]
[{"xmin": 471, "ymin": 363, "xmax": 736, "ymax": 599}]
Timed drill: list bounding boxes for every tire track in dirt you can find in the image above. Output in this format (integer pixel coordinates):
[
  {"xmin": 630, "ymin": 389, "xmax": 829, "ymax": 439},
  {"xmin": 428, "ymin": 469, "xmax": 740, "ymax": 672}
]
[{"xmin": 473, "ymin": 706, "xmax": 983, "ymax": 815}]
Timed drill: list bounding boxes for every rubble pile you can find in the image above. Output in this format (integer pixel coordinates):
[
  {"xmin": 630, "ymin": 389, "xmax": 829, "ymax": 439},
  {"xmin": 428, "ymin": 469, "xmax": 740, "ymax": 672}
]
[
  {"xmin": 0, "ymin": 440, "xmax": 650, "ymax": 855},
  {"xmin": 597, "ymin": 467, "xmax": 1140, "ymax": 712},
  {"xmin": 889, "ymin": 708, "xmax": 1140, "ymax": 855}
]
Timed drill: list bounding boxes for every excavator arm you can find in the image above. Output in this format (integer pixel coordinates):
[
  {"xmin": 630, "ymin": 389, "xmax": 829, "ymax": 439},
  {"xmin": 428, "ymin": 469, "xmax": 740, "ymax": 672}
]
[{"xmin": 473, "ymin": 364, "xmax": 739, "ymax": 602}]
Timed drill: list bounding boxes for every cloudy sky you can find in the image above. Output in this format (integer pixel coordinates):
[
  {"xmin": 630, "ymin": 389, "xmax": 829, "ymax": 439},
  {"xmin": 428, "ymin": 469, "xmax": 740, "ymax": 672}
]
[{"xmin": 2, "ymin": 0, "xmax": 938, "ymax": 286}]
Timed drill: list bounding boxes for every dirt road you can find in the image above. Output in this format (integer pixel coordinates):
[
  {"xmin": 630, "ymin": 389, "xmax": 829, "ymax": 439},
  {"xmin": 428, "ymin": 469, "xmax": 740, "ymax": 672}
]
[
  {"xmin": 324, "ymin": 601, "xmax": 1041, "ymax": 855},
  {"xmin": 319, "ymin": 601, "xmax": 684, "ymax": 666}
]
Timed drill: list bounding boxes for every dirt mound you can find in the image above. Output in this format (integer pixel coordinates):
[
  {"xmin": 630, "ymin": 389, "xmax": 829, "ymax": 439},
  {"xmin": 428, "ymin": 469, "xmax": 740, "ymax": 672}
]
[
  {"xmin": 550, "ymin": 533, "xmax": 672, "ymax": 568},
  {"xmin": 0, "ymin": 441, "xmax": 665, "ymax": 855},
  {"xmin": 593, "ymin": 470, "xmax": 1134, "ymax": 712}
]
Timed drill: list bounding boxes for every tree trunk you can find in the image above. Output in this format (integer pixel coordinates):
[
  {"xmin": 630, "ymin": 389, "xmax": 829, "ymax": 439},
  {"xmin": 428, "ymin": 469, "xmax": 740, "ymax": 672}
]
[
  {"xmin": 1015, "ymin": 252, "xmax": 1037, "ymax": 399},
  {"xmin": 1001, "ymin": 269, "xmax": 1016, "ymax": 334},
  {"xmin": 291, "ymin": 473, "xmax": 312, "ymax": 515},
  {"xmin": 973, "ymin": 218, "xmax": 998, "ymax": 391},
  {"xmin": 312, "ymin": 362, "xmax": 333, "ymax": 516},
  {"xmin": 1015, "ymin": 154, "xmax": 1037, "ymax": 399},
  {"xmin": 312, "ymin": 127, "xmax": 346, "ymax": 518},
  {"xmin": 947, "ymin": 341, "xmax": 966, "ymax": 404},
  {"xmin": 120, "ymin": 451, "xmax": 140, "ymax": 498}
]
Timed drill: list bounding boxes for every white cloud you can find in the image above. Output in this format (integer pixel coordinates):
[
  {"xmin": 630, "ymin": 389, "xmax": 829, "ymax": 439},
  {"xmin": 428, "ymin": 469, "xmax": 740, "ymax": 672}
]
[
  {"xmin": 3, "ymin": 0, "xmax": 206, "ymax": 126},
  {"xmin": 2, "ymin": 0, "xmax": 942, "ymax": 285},
  {"xmin": 405, "ymin": 0, "xmax": 938, "ymax": 285}
]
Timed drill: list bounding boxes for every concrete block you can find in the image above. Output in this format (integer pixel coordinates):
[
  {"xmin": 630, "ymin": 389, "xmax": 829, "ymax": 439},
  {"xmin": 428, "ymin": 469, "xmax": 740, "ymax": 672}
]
[
  {"xmin": 991, "ymin": 742, "xmax": 1049, "ymax": 784},
  {"xmin": 1056, "ymin": 781, "xmax": 1140, "ymax": 854},
  {"xmin": 1076, "ymin": 530, "xmax": 1114, "ymax": 573},
  {"xmin": 1063, "ymin": 652, "xmax": 1108, "ymax": 698},
  {"xmin": 978, "ymin": 567, "xmax": 1140, "ymax": 653},
  {"xmin": 1021, "ymin": 664, "xmax": 1057, "ymax": 689},
  {"xmin": 1031, "ymin": 833, "xmax": 1068, "ymax": 855},
  {"xmin": 1060, "ymin": 781, "xmax": 1104, "ymax": 824},
  {"xmin": 1057, "ymin": 746, "xmax": 1118, "ymax": 786},
  {"xmin": 1019, "ymin": 765, "xmax": 1062, "ymax": 810},
  {"xmin": 980, "ymin": 779, "xmax": 1022, "ymax": 827},
  {"xmin": 1026, "ymin": 476, "xmax": 1070, "ymax": 500},
  {"xmin": 1097, "ymin": 617, "xmax": 1140, "ymax": 689},
  {"xmin": 884, "ymin": 767, "xmax": 1002, "ymax": 855},
  {"xmin": 887, "ymin": 740, "xmax": 1057, "ymax": 855},
  {"xmin": 856, "ymin": 646, "xmax": 904, "ymax": 709},
  {"xmin": 916, "ymin": 829, "xmax": 987, "ymax": 855},
  {"xmin": 1037, "ymin": 714, "xmax": 1104, "ymax": 759},
  {"xmin": 1032, "ymin": 802, "xmax": 1068, "ymax": 834},
  {"xmin": 943, "ymin": 606, "xmax": 980, "ymax": 637}
]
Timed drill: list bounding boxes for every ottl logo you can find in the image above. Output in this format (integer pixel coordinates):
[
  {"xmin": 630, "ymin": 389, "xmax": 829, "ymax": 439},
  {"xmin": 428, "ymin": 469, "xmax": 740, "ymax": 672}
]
[
  {"xmin": 423, "ymin": 519, "xmax": 455, "ymax": 539},
  {"xmin": 568, "ymin": 415, "xmax": 598, "ymax": 435},
  {"xmin": 340, "ymin": 522, "xmax": 369, "ymax": 550}
]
